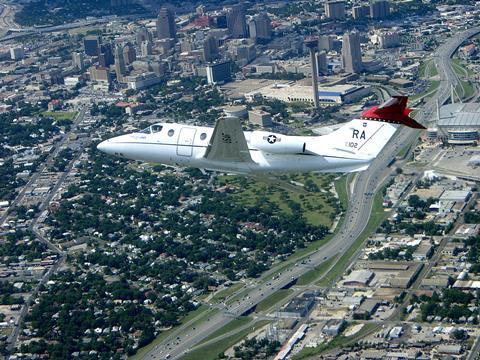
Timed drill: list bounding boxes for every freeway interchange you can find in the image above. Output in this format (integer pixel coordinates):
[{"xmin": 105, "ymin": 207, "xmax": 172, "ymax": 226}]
[{"xmin": 141, "ymin": 27, "xmax": 480, "ymax": 360}]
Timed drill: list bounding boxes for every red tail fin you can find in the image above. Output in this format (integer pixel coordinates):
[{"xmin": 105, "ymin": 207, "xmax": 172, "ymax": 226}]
[{"xmin": 361, "ymin": 96, "xmax": 425, "ymax": 129}]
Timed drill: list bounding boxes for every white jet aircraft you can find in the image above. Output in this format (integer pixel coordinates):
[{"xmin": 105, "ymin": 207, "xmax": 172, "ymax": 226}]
[{"xmin": 97, "ymin": 96, "xmax": 424, "ymax": 174}]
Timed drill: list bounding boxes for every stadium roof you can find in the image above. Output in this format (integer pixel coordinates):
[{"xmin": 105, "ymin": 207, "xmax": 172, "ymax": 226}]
[{"xmin": 438, "ymin": 103, "xmax": 480, "ymax": 127}]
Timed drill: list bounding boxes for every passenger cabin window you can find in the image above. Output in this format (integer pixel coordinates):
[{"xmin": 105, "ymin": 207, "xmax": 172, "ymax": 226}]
[
  {"xmin": 151, "ymin": 124, "xmax": 163, "ymax": 133},
  {"xmin": 200, "ymin": 133, "xmax": 207, "ymax": 140},
  {"xmin": 168, "ymin": 129, "xmax": 175, "ymax": 137}
]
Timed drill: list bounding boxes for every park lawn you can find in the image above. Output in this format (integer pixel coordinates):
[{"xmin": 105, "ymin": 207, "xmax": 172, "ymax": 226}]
[
  {"xmin": 221, "ymin": 174, "xmax": 337, "ymax": 227},
  {"xmin": 42, "ymin": 111, "xmax": 77, "ymax": 121},
  {"xmin": 129, "ymin": 305, "xmax": 211, "ymax": 360},
  {"xmin": 293, "ymin": 322, "xmax": 378, "ymax": 359},
  {"xmin": 317, "ymin": 187, "xmax": 388, "ymax": 287},
  {"xmin": 183, "ymin": 320, "xmax": 271, "ymax": 360},
  {"xmin": 255, "ymin": 289, "xmax": 293, "ymax": 312}
]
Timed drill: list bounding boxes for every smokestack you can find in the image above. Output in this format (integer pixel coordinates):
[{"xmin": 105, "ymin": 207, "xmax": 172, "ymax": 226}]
[{"xmin": 305, "ymin": 38, "xmax": 320, "ymax": 109}]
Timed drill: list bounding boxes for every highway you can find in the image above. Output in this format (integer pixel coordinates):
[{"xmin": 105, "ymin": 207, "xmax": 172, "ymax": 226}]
[{"xmin": 139, "ymin": 26, "xmax": 480, "ymax": 360}]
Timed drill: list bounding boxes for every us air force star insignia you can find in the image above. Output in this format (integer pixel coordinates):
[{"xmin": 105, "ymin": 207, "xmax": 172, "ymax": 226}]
[{"xmin": 267, "ymin": 135, "xmax": 277, "ymax": 144}]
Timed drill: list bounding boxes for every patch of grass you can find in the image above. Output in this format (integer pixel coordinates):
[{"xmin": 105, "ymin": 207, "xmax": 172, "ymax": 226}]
[
  {"xmin": 297, "ymin": 255, "xmax": 337, "ymax": 285},
  {"xmin": 457, "ymin": 80, "xmax": 475, "ymax": 100},
  {"xmin": 317, "ymin": 188, "xmax": 387, "ymax": 287},
  {"xmin": 293, "ymin": 322, "xmax": 378, "ymax": 359},
  {"xmin": 183, "ymin": 320, "xmax": 271, "ymax": 360},
  {"xmin": 197, "ymin": 316, "xmax": 252, "ymax": 346},
  {"xmin": 211, "ymin": 283, "xmax": 244, "ymax": 303},
  {"xmin": 129, "ymin": 305, "xmax": 210, "ymax": 360},
  {"xmin": 255, "ymin": 289, "xmax": 293, "ymax": 312},
  {"xmin": 42, "ymin": 111, "xmax": 77, "ymax": 121}
]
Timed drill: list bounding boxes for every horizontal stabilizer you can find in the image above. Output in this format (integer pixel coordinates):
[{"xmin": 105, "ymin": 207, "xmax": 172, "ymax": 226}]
[{"xmin": 361, "ymin": 96, "xmax": 425, "ymax": 129}]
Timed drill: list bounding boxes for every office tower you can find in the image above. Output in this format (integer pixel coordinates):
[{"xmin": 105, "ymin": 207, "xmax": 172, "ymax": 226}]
[
  {"xmin": 98, "ymin": 43, "xmax": 114, "ymax": 67},
  {"xmin": 123, "ymin": 42, "xmax": 136, "ymax": 65},
  {"xmin": 156, "ymin": 7, "xmax": 176, "ymax": 40},
  {"xmin": 305, "ymin": 39, "xmax": 320, "ymax": 109},
  {"xmin": 114, "ymin": 45, "xmax": 127, "ymax": 82},
  {"xmin": 89, "ymin": 66, "xmax": 111, "ymax": 83},
  {"xmin": 136, "ymin": 27, "xmax": 152, "ymax": 46},
  {"xmin": 141, "ymin": 41, "xmax": 153, "ymax": 57},
  {"xmin": 72, "ymin": 52, "xmax": 85, "ymax": 70},
  {"xmin": 324, "ymin": 0, "xmax": 345, "ymax": 20},
  {"xmin": 226, "ymin": 4, "xmax": 247, "ymax": 38},
  {"xmin": 318, "ymin": 35, "xmax": 333, "ymax": 51},
  {"xmin": 202, "ymin": 35, "xmax": 219, "ymax": 62},
  {"xmin": 84, "ymin": 35, "xmax": 101, "ymax": 56},
  {"xmin": 378, "ymin": 30, "xmax": 400, "ymax": 49},
  {"xmin": 316, "ymin": 51, "xmax": 328, "ymax": 75},
  {"xmin": 352, "ymin": 5, "xmax": 370, "ymax": 19},
  {"xmin": 10, "ymin": 47, "xmax": 25, "ymax": 60},
  {"xmin": 370, "ymin": 0, "xmax": 390, "ymax": 19},
  {"xmin": 249, "ymin": 13, "xmax": 272, "ymax": 41},
  {"xmin": 342, "ymin": 30, "xmax": 363, "ymax": 73},
  {"xmin": 206, "ymin": 61, "xmax": 231, "ymax": 84}
]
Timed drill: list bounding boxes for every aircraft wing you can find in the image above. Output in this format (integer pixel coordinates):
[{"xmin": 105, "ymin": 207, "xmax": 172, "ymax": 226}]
[{"xmin": 203, "ymin": 117, "xmax": 253, "ymax": 162}]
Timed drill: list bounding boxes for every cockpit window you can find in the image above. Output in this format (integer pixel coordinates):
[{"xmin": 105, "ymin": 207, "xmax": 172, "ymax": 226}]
[
  {"xmin": 151, "ymin": 124, "xmax": 163, "ymax": 133},
  {"xmin": 140, "ymin": 127, "xmax": 151, "ymax": 134}
]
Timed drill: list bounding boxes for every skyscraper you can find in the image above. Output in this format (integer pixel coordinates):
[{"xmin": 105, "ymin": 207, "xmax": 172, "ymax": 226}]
[
  {"xmin": 316, "ymin": 51, "xmax": 328, "ymax": 75},
  {"xmin": 98, "ymin": 43, "xmax": 114, "ymax": 67},
  {"xmin": 249, "ymin": 13, "xmax": 272, "ymax": 41},
  {"xmin": 72, "ymin": 52, "xmax": 85, "ymax": 70},
  {"xmin": 141, "ymin": 41, "xmax": 153, "ymax": 57},
  {"xmin": 370, "ymin": 0, "xmax": 390, "ymax": 19},
  {"xmin": 324, "ymin": 0, "xmax": 346, "ymax": 20},
  {"xmin": 318, "ymin": 35, "xmax": 333, "ymax": 51},
  {"xmin": 84, "ymin": 36, "xmax": 101, "ymax": 56},
  {"xmin": 123, "ymin": 42, "xmax": 136, "ymax": 65},
  {"xmin": 156, "ymin": 7, "xmax": 176, "ymax": 40},
  {"xmin": 226, "ymin": 4, "xmax": 247, "ymax": 38},
  {"xmin": 114, "ymin": 45, "xmax": 127, "ymax": 82},
  {"xmin": 202, "ymin": 35, "xmax": 219, "ymax": 63},
  {"xmin": 352, "ymin": 5, "xmax": 370, "ymax": 19},
  {"xmin": 342, "ymin": 31, "xmax": 363, "ymax": 74},
  {"xmin": 136, "ymin": 27, "xmax": 152, "ymax": 46}
]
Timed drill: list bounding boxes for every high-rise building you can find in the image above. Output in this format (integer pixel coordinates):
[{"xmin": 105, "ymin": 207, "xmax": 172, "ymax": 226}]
[
  {"xmin": 206, "ymin": 61, "xmax": 231, "ymax": 84},
  {"xmin": 342, "ymin": 31, "xmax": 363, "ymax": 73},
  {"xmin": 123, "ymin": 42, "xmax": 136, "ymax": 65},
  {"xmin": 72, "ymin": 52, "xmax": 85, "ymax": 70},
  {"xmin": 226, "ymin": 4, "xmax": 247, "ymax": 38},
  {"xmin": 10, "ymin": 47, "xmax": 25, "ymax": 60},
  {"xmin": 249, "ymin": 13, "xmax": 272, "ymax": 41},
  {"xmin": 136, "ymin": 27, "xmax": 152, "ymax": 46},
  {"xmin": 370, "ymin": 0, "xmax": 390, "ymax": 19},
  {"xmin": 324, "ymin": 0, "xmax": 345, "ymax": 20},
  {"xmin": 202, "ymin": 35, "xmax": 219, "ymax": 63},
  {"xmin": 156, "ymin": 7, "xmax": 176, "ymax": 40},
  {"xmin": 84, "ymin": 36, "xmax": 101, "ymax": 56},
  {"xmin": 316, "ymin": 51, "xmax": 328, "ymax": 75},
  {"xmin": 89, "ymin": 66, "xmax": 111, "ymax": 83},
  {"xmin": 114, "ymin": 45, "xmax": 127, "ymax": 82},
  {"xmin": 318, "ymin": 35, "xmax": 334, "ymax": 51},
  {"xmin": 352, "ymin": 5, "xmax": 370, "ymax": 19},
  {"xmin": 141, "ymin": 41, "xmax": 153, "ymax": 57},
  {"xmin": 98, "ymin": 43, "xmax": 114, "ymax": 67},
  {"xmin": 377, "ymin": 30, "xmax": 400, "ymax": 49}
]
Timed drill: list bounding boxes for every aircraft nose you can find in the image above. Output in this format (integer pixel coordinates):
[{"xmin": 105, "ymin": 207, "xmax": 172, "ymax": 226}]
[{"xmin": 97, "ymin": 140, "xmax": 111, "ymax": 154}]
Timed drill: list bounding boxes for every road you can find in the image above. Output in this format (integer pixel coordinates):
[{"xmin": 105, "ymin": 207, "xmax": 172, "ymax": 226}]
[
  {"xmin": 5, "ymin": 108, "xmax": 88, "ymax": 351},
  {"xmin": 138, "ymin": 27, "xmax": 480, "ymax": 360}
]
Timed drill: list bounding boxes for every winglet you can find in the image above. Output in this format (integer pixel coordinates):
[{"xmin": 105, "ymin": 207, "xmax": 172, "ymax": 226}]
[{"xmin": 361, "ymin": 96, "xmax": 426, "ymax": 129}]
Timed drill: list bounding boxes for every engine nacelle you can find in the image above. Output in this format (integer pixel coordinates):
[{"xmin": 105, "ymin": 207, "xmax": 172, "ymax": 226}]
[{"xmin": 249, "ymin": 131, "xmax": 306, "ymax": 154}]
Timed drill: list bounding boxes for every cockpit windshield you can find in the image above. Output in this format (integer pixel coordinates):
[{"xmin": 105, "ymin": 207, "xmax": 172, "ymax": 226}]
[{"xmin": 139, "ymin": 124, "xmax": 163, "ymax": 134}]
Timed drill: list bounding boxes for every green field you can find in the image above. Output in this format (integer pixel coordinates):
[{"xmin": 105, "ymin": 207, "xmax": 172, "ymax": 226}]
[
  {"xmin": 418, "ymin": 60, "xmax": 438, "ymax": 78},
  {"xmin": 211, "ymin": 283, "xmax": 244, "ymax": 303},
  {"xmin": 255, "ymin": 289, "xmax": 293, "ymax": 312},
  {"xmin": 42, "ymin": 111, "xmax": 78, "ymax": 121},
  {"xmin": 297, "ymin": 255, "xmax": 337, "ymax": 285},
  {"xmin": 219, "ymin": 174, "xmax": 338, "ymax": 227},
  {"xmin": 410, "ymin": 80, "xmax": 440, "ymax": 102},
  {"xmin": 317, "ymin": 188, "xmax": 388, "ymax": 287},
  {"xmin": 183, "ymin": 320, "xmax": 271, "ymax": 360}
]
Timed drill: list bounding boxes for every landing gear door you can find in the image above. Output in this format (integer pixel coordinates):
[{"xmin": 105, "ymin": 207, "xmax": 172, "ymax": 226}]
[{"xmin": 177, "ymin": 127, "xmax": 196, "ymax": 157}]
